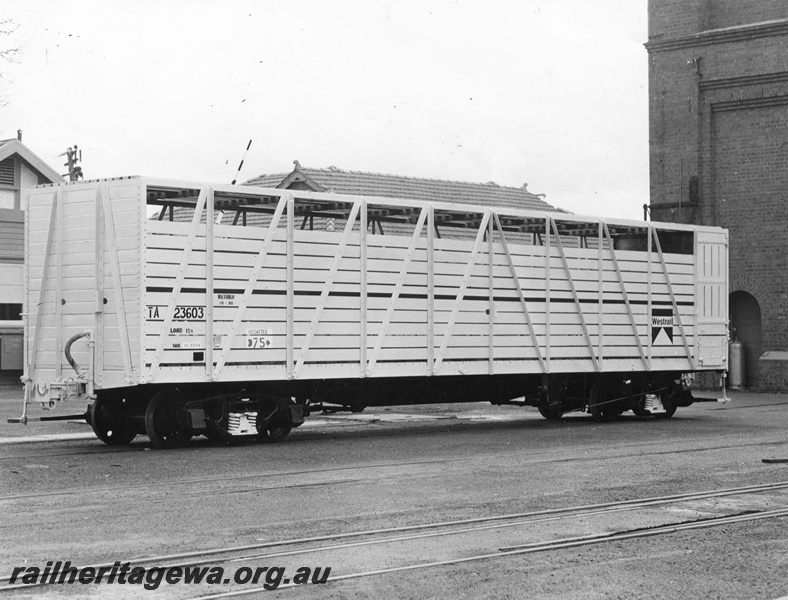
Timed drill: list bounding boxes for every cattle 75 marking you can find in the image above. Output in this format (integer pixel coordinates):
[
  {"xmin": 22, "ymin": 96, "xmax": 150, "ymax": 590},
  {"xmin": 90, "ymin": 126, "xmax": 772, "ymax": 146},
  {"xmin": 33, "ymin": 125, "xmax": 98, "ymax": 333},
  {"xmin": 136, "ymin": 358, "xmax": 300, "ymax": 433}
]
[{"xmin": 246, "ymin": 336, "xmax": 272, "ymax": 348}]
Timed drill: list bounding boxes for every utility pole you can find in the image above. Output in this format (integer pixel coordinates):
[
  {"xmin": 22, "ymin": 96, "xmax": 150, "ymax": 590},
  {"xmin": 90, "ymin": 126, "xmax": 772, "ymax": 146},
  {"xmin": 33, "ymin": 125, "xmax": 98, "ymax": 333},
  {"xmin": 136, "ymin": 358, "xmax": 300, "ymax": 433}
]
[{"xmin": 61, "ymin": 145, "xmax": 83, "ymax": 181}]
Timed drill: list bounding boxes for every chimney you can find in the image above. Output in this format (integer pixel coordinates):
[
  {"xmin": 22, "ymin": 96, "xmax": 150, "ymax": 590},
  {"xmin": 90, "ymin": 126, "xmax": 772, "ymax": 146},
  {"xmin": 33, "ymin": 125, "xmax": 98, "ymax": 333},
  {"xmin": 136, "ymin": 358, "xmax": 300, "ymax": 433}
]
[{"xmin": 17, "ymin": 129, "xmax": 22, "ymax": 141}]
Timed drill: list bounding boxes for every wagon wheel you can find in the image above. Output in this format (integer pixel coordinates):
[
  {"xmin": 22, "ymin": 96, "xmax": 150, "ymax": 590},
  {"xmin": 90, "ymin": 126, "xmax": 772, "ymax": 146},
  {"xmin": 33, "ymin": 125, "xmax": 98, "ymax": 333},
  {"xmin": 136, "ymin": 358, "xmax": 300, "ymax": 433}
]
[
  {"xmin": 538, "ymin": 402, "xmax": 563, "ymax": 421},
  {"xmin": 257, "ymin": 402, "xmax": 293, "ymax": 443},
  {"xmin": 588, "ymin": 377, "xmax": 620, "ymax": 423},
  {"xmin": 144, "ymin": 392, "xmax": 192, "ymax": 449},
  {"xmin": 654, "ymin": 388, "xmax": 678, "ymax": 419},
  {"xmin": 655, "ymin": 404, "xmax": 678, "ymax": 419},
  {"xmin": 651, "ymin": 384, "xmax": 680, "ymax": 419},
  {"xmin": 89, "ymin": 396, "xmax": 137, "ymax": 445}
]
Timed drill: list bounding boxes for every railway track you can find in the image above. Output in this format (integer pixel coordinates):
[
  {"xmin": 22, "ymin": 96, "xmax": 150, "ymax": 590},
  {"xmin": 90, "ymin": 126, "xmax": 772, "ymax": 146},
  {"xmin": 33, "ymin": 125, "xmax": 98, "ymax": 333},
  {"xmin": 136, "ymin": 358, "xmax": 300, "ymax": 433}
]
[
  {"xmin": 210, "ymin": 507, "xmax": 788, "ymax": 599},
  {"xmin": 3, "ymin": 480, "xmax": 788, "ymax": 595}
]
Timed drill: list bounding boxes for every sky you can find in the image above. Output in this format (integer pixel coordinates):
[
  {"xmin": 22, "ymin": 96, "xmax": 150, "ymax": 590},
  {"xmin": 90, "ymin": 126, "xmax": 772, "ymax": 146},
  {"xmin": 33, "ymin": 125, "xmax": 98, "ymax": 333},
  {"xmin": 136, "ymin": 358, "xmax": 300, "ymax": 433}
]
[{"xmin": 1, "ymin": 0, "xmax": 649, "ymax": 220}]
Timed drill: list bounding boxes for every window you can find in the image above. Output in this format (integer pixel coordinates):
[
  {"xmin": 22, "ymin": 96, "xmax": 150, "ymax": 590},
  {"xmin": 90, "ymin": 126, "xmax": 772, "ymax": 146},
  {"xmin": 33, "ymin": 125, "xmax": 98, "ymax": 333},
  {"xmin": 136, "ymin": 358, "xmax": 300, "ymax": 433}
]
[
  {"xmin": 0, "ymin": 158, "xmax": 15, "ymax": 187},
  {"xmin": 0, "ymin": 304, "xmax": 22, "ymax": 320}
]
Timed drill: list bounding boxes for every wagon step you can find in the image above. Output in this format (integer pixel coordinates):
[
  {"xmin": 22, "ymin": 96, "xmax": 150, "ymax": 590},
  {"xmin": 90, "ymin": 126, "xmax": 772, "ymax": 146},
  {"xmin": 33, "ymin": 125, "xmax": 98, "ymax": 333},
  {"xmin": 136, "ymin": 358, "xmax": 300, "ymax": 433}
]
[{"xmin": 8, "ymin": 412, "xmax": 89, "ymax": 424}]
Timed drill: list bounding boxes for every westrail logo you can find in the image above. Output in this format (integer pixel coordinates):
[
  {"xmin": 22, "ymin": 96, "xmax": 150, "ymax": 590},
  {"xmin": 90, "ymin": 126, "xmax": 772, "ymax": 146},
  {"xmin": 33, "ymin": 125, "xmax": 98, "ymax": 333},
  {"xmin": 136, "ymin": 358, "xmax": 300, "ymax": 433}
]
[{"xmin": 651, "ymin": 308, "xmax": 674, "ymax": 344}]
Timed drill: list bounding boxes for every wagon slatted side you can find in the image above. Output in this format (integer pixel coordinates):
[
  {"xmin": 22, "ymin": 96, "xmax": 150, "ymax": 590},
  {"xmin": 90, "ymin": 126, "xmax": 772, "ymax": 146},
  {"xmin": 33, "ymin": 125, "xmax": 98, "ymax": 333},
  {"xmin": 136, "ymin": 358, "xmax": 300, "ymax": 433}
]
[{"xmin": 141, "ymin": 192, "xmax": 701, "ymax": 384}]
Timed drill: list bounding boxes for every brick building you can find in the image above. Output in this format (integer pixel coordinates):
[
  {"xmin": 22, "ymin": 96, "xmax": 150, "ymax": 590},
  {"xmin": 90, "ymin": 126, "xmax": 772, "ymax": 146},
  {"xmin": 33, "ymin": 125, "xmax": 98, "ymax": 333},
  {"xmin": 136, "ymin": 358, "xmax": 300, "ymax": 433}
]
[{"xmin": 646, "ymin": 0, "xmax": 788, "ymax": 390}]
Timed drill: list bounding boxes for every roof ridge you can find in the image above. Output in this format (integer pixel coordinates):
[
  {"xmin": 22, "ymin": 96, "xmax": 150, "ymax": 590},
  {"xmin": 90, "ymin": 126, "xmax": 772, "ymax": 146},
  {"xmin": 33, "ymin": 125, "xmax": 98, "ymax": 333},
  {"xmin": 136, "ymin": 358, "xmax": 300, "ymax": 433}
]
[
  {"xmin": 246, "ymin": 171, "xmax": 289, "ymax": 179},
  {"xmin": 302, "ymin": 165, "xmax": 537, "ymax": 195}
]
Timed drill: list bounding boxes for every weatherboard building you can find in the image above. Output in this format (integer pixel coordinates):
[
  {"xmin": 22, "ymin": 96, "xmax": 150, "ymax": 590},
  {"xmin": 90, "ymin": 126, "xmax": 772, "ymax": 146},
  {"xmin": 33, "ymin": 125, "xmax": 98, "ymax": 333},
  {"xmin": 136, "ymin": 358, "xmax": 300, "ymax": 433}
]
[{"xmin": 0, "ymin": 135, "xmax": 63, "ymax": 373}]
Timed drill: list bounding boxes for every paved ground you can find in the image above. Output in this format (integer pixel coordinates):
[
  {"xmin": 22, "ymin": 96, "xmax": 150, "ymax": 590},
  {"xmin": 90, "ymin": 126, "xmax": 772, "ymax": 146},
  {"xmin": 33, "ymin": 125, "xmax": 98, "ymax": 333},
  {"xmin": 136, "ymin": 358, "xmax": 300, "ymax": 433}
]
[{"xmin": 2, "ymin": 387, "xmax": 788, "ymax": 599}]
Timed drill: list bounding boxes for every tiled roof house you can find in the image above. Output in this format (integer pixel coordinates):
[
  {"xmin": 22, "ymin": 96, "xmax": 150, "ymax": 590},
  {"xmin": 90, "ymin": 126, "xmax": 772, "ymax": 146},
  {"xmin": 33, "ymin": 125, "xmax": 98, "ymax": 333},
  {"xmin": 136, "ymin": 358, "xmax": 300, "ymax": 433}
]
[
  {"xmin": 245, "ymin": 161, "xmax": 562, "ymax": 213},
  {"xmin": 163, "ymin": 162, "xmax": 568, "ymax": 245}
]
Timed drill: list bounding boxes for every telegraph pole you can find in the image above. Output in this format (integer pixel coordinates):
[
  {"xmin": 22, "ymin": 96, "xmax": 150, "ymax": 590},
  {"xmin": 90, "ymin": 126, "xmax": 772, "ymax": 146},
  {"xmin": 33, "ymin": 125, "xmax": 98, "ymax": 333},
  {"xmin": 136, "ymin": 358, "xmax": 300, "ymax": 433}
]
[{"xmin": 61, "ymin": 145, "xmax": 83, "ymax": 181}]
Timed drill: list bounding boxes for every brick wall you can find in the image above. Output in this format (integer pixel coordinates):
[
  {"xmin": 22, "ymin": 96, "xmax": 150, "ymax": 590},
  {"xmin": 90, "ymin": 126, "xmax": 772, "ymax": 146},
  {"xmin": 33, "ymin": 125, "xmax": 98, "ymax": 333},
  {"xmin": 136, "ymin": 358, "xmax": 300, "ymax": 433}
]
[
  {"xmin": 712, "ymin": 105, "xmax": 788, "ymax": 352},
  {"xmin": 647, "ymin": 0, "xmax": 788, "ymax": 389},
  {"xmin": 648, "ymin": 0, "xmax": 706, "ymax": 39},
  {"xmin": 709, "ymin": 0, "xmax": 787, "ymax": 29},
  {"xmin": 649, "ymin": 0, "xmax": 787, "ymax": 39}
]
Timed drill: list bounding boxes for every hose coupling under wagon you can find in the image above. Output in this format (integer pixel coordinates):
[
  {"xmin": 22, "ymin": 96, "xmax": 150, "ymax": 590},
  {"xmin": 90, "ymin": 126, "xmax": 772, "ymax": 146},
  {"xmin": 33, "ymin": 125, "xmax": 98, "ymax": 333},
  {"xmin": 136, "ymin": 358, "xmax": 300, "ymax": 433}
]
[{"xmin": 36, "ymin": 331, "xmax": 95, "ymax": 410}]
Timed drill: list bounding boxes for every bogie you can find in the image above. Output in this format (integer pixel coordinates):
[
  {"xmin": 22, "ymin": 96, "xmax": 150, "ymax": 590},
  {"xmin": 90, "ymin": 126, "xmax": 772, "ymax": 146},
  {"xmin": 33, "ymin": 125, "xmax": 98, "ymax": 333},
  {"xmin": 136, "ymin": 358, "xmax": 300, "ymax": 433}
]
[{"xmin": 534, "ymin": 373, "xmax": 692, "ymax": 423}]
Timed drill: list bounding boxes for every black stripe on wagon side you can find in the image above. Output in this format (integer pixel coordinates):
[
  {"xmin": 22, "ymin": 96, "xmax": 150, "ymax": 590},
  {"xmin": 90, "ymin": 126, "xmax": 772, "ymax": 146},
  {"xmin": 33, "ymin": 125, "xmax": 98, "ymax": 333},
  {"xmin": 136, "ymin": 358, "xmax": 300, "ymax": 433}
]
[
  {"xmin": 149, "ymin": 357, "xmax": 669, "ymax": 369},
  {"xmin": 145, "ymin": 287, "xmax": 694, "ymax": 307}
]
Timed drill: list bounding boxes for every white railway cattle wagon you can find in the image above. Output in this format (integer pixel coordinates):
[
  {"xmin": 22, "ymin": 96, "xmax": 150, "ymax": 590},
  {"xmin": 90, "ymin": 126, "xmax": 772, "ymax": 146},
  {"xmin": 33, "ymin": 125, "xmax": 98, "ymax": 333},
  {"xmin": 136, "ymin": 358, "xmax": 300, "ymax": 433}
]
[{"xmin": 20, "ymin": 177, "xmax": 728, "ymax": 448}]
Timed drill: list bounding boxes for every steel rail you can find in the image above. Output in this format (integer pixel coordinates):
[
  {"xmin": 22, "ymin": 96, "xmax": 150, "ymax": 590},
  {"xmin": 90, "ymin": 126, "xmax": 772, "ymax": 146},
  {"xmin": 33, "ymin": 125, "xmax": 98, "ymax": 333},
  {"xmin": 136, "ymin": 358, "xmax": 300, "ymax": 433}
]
[{"xmin": 3, "ymin": 480, "xmax": 788, "ymax": 590}]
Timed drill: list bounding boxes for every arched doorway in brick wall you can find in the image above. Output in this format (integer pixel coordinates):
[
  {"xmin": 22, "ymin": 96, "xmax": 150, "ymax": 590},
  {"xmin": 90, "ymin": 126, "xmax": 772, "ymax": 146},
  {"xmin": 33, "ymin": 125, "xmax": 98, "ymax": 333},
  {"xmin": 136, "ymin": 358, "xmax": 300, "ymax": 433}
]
[{"xmin": 729, "ymin": 291, "xmax": 762, "ymax": 389}]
